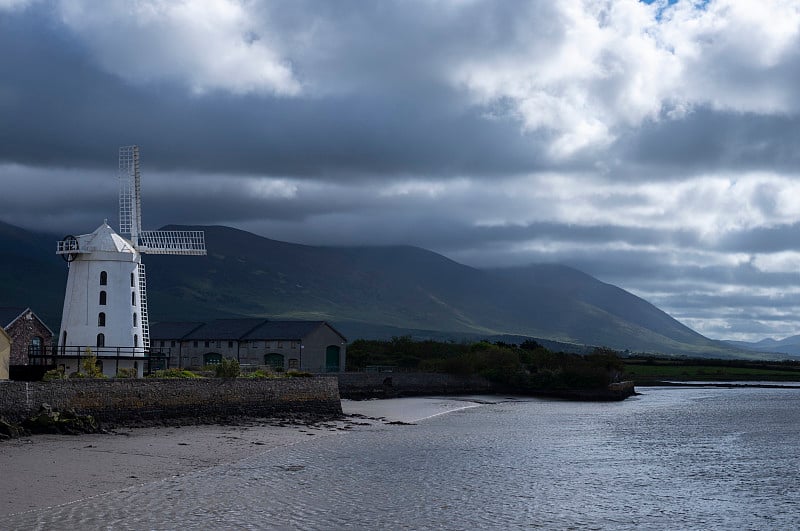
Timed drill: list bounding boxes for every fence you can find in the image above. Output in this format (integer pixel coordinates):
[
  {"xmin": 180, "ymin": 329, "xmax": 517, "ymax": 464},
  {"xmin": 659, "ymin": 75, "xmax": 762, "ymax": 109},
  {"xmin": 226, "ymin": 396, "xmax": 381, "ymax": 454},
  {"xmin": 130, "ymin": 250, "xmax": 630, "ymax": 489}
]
[{"xmin": 28, "ymin": 344, "xmax": 173, "ymax": 375}]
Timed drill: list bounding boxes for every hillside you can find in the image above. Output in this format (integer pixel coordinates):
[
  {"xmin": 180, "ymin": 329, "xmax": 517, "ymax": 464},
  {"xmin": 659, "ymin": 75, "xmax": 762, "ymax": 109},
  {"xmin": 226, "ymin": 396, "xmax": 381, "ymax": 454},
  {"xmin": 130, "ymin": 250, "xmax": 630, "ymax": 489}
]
[
  {"xmin": 725, "ymin": 336, "xmax": 800, "ymax": 357},
  {"xmin": 0, "ymin": 220, "xmax": 770, "ymax": 358}
]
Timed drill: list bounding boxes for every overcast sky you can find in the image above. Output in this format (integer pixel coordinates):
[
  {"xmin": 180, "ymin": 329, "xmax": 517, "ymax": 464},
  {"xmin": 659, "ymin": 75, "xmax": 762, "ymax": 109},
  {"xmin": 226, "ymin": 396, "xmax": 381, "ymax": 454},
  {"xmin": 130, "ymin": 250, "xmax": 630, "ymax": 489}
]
[{"xmin": 2, "ymin": 0, "xmax": 800, "ymax": 342}]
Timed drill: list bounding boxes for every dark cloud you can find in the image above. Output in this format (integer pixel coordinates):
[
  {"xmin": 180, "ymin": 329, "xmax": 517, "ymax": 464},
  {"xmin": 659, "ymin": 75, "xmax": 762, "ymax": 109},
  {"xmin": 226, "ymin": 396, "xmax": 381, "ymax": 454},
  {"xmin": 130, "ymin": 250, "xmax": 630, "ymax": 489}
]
[{"xmin": 2, "ymin": 1, "xmax": 800, "ymax": 341}]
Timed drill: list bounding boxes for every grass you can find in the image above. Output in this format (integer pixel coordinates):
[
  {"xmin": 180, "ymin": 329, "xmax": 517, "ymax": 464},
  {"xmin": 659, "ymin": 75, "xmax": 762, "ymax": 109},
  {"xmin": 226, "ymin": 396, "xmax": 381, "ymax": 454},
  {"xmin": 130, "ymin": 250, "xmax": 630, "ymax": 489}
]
[{"xmin": 624, "ymin": 360, "xmax": 800, "ymax": 383}]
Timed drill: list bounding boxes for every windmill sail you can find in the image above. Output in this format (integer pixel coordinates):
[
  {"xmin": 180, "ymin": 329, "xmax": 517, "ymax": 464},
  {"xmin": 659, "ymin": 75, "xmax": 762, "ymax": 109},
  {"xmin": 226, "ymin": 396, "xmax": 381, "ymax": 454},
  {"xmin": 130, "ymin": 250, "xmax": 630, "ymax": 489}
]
[
  {"xmin": 139, "ymin": 230, "xmax": 206, "ymax": 255},
  {"xmin": 119, "ymin": 145, "xmax": 142, "ymax": 243},
  {"xmin": 118, "ymin": 145, "xmax": 207, "ymax": 256}
]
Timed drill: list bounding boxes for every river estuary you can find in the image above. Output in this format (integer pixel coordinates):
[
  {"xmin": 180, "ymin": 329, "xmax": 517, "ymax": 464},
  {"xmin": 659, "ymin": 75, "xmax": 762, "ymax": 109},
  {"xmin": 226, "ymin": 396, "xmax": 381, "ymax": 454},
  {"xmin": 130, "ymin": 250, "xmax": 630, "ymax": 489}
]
[{"xmin": 3, "ymin": 386, "xmax": 800, "ymax": 529}]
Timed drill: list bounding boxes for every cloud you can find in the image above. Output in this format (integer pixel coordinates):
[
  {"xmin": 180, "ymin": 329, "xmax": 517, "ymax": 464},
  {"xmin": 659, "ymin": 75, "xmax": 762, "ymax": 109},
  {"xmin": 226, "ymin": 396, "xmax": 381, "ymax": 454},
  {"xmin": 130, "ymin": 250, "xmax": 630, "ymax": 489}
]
[
  {"xmin": 56, "ymin": 0, "xmax": 301, "ymax": 96},
  {"xmin": 449, "ymin": 0, "xmax": 800, "ymax": 157},
  {"xmin": 1, "ymin": 0, "xmax": 800, "ymax": 342}
]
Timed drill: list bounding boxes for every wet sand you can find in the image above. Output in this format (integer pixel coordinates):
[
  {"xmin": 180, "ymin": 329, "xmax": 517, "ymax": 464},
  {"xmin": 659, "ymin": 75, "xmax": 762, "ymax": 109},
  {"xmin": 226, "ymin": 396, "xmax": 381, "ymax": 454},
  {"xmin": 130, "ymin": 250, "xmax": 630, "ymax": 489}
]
[{"xmin": 0, "ymin": 396, "xmax": 498, "ymax": 518}]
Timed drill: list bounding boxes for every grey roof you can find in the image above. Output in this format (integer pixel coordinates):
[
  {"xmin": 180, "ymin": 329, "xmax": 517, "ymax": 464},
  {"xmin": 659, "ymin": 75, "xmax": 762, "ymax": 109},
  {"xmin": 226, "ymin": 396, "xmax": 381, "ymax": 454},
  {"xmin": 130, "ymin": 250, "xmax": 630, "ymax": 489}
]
[
  {"xmin": 0, "ymin": 307, "xmax": 26, "ymax": 328},
  {"xmin": 183, "ymin": 318, "xmax": 267, "ymax": 340},
  {"xmin": 148, "ymin": 319, "xmax": 347, "ymax": 342},
  {"xmin": 242, "ymin": 321, "xmax": 323, "ymax": 341},
  {"xmin": 242, "ymin": 321, "xmax": 347, "ymax": 342},
  {"xmin": 150, "ymin": 321, "xmax": 205, "ymax": 340}
]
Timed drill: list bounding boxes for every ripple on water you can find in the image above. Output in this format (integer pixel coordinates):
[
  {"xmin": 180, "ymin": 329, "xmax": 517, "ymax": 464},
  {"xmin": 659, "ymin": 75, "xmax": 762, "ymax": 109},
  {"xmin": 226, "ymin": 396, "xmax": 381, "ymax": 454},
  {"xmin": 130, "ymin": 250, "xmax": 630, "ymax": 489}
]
[{"xmin": 3, "ymin": 388, "xmax": 800, "ymax": 529}]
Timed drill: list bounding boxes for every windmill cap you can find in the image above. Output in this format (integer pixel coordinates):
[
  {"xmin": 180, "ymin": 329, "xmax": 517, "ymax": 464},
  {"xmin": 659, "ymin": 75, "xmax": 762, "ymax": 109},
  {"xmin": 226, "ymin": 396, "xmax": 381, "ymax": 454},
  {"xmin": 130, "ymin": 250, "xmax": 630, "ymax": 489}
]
[{"xmin": 78, "ymin": 222, "xmax": 137, "ymax": 253}]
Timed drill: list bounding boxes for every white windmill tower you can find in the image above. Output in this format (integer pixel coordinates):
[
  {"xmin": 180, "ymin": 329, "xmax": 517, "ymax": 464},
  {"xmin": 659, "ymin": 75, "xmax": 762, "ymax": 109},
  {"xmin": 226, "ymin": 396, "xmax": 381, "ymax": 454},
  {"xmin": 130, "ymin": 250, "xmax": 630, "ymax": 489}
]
[{"xmin": 56, "ymin": 145, "xmax": 206, "ymax": 377}]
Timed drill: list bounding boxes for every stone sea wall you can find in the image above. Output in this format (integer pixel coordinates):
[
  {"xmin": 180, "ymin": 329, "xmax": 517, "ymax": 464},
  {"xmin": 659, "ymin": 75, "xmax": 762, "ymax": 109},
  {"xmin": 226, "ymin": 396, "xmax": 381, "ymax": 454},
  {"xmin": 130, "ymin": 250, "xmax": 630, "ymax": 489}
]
[
  {"xmin": 0, "ymin": 377, "xmax": 342, "ymax": 424},
  {"xmin": 338, "ymin": 372, "xmax": 495, "ymax": 399}
]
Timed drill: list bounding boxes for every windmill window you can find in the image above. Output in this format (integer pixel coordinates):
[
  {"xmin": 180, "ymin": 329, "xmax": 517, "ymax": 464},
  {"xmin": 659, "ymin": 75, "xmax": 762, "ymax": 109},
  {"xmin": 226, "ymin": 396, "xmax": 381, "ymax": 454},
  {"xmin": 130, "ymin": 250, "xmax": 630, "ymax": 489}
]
[
  {"xmin": 130, "ymin": 272, "xmax": 135, "ymax": 287},
  {"xmin": 61, "ymin": 331, "xmax": 67, "ymax": 355},
  {"xmin": 99, "ymin": 291, "xmax": 107, "ymax": 305},
  {"xmin": 98, "ymin": 312, "xmax": 106, "ymax": 327},
  {"xmin": 171, "ymin": 340, "xmax": 176, "ymax": 347},
  {"xmin": 96, "ymin": 333, "xmax": 105, "ymax": 348},
  {"xmin": 228, "ymin": 341, "xmax": 234, "ymax": 349},
  {"xmin": 134, "ymin": 334, "xmax": 139, "ymax": 348},
  {"xmin": 131, "ymin": 292, "xmax": 136, "ymax": 306},
  {"xmin": 100, "ymin": 271, "xmax": 107, "ymax": 285},
  {"xmin": 133, "ymin": 313, "xmax": 138, "ymax": 327}
]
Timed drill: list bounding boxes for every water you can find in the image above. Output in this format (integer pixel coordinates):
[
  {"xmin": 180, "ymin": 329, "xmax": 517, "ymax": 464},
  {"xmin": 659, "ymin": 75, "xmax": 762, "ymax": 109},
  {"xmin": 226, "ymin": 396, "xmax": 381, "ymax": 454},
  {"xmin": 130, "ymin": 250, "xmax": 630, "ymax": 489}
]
[{"xmin": 5, "ymin": 387, "xmax": 800, "ymax": 529}]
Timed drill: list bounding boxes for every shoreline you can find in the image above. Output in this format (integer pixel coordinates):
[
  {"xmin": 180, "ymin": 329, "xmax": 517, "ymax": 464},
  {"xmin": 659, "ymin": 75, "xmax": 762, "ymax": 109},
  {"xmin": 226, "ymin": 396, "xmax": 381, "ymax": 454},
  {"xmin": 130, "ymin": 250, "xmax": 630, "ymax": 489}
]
[{"xmin": 0, "ymin": 396, "xmax": 501, "ymax": 518}]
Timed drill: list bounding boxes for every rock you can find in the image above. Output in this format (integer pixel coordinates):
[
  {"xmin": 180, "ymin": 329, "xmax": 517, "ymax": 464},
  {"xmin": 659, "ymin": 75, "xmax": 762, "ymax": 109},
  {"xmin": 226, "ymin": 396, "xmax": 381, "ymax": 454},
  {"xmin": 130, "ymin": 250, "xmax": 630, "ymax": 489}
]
[
  {"xmin": 0, "ymin": 417, "xmax": 25, "ymax": 439},
  {"xmin": 23, "ymin": 404, "xmax": 100, "ymax": 435}
]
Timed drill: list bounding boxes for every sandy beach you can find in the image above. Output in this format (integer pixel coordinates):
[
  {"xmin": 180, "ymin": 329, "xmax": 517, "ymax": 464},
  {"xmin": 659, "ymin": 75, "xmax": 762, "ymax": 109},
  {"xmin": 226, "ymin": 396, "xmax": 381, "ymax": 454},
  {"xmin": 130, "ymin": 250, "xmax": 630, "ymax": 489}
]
[{"xmin": 0, "ymin": 396, "xmax": 496, "ymax": 518}]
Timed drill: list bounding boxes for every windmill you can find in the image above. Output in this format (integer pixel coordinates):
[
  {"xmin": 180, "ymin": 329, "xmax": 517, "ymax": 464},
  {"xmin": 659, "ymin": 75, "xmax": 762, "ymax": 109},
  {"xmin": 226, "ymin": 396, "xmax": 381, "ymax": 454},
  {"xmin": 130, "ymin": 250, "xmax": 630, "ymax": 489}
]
[{"xmin": 55, "ymin": 145, "xmax": 206, "ymax": 377}]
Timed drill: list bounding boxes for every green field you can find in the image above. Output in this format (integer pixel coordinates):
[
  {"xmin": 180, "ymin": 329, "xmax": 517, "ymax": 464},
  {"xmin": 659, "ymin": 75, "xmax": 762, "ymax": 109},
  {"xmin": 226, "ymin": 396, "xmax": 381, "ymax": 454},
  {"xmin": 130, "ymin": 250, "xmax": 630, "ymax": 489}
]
[{"xmin": 624, "ymin": 359, "xmax": 800, "ymax": 383}]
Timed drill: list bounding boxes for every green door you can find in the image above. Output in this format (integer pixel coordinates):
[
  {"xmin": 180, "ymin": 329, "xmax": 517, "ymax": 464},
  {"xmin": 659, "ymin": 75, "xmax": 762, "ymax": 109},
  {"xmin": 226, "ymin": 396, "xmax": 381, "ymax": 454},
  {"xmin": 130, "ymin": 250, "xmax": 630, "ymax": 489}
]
[
  {"xmin": 325, "ymin": 346, "xmax": 340, "ymax": 372},
  {"xmin": 204, "ymin": 353, "xmax": 222, "ymax": 365},
  {"xmin": 264, "ymin": 353, "xmax": 284, "ymax": 369}
]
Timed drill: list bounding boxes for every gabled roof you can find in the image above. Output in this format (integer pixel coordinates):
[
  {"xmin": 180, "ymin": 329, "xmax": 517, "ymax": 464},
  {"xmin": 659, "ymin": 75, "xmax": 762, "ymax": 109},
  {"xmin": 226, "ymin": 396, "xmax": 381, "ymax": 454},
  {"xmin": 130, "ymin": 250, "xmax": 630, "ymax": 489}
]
[
  {"xmin": 149, "ymin": 321, "xmax": 205, "ymax": 340},
  {"xmin": 183, "ymin": 318, "xmax": 268, "ymax": 340},
  {"xmin": 0, "ymin": 307, "xmax": 54, "ymax": 335},
  {"xmin": 242, "ymin": 321, "xmax": 347, "ymax": 342}
]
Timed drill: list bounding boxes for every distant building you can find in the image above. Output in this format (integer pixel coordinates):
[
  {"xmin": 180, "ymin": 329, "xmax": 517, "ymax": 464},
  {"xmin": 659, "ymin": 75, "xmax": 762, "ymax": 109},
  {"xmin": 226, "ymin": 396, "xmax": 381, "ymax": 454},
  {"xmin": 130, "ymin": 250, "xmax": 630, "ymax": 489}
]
[
  {"xmin": 0, "ymin": 307, "xmax": 54, "ymax": 366},
  {"xmin": 0, "ymin": 326, "xmax": 9, "ymax": 380},
  {"xmin": 150, "ymin": 318, "xmax": 347, "ymax": 372}
]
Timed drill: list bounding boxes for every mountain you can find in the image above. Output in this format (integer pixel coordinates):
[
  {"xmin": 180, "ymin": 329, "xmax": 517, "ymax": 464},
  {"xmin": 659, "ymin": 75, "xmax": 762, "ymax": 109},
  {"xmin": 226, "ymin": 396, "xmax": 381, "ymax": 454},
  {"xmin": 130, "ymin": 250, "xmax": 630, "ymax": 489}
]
[
  {"xmin": 0, "ymin": 220, "xmax": 68, "ymax": 328},
  {"xmin": 725, "ymin": 336, "xmax": 800, "ymax": 357},
  {"xmin": 0, "ymin": 220, "xmax": 770, "ymax": 358}
]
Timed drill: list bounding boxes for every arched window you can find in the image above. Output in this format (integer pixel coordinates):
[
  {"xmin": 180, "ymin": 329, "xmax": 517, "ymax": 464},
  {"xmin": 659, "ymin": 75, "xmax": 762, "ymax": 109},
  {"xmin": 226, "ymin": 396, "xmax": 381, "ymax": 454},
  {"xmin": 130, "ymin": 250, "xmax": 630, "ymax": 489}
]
[
  {"xmin": 61, "ymin": 331, "xmax": 67, "ymax": 355},
  {"xmin": 98, "ymin": 312, "xmax": 106, "ymax": 326},
  {"xmin": 100, "ymin": 271, "xmax": 107, "ymax": 285},
  {"xmin": 134, "ymin": 334, "xmax": 139, "ymax": 348},
  {"xmin": 133, "ymin": 312, "xmax": 137, "ymax": 327},
  {"xmin": 130, "ymin": 272, "xmax": 135, "ymax": 287},
  {"xmin": 96, "ymin": 333, "xmax": 105, "ymax": 348},
  {"xmin": 131, "ymin": 291, "xmax": 136, "ymax": 306},
  {"xmin": 99, "ymin": 291, "xmax": 107, "ymax": 305}
]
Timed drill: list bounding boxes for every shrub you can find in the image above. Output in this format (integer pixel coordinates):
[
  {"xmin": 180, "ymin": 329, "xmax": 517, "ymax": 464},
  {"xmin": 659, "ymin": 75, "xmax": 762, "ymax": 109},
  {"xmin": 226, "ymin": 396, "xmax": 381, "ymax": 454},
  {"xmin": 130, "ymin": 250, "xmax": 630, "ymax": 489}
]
[
  {"xmin": 149, "ymin": 368, "xmax": 201, "ymax": 379},
  {"xmin": 245, "ymin": 369, "xmax": 273, "ymax": 379},
  {"xmin": 81, "ymin": 347, "xmax": 106, "ymax": 378},
  {"xmin": 115, "ymin": 367, "xmax": 138, "ymax": 379},
  {"xmin": 286, "ymin": 370, "xmax": 312, "ymax": 378},
  {"xmin": 42, "ymin": 367, "xmax": 66, "ymax": 381},
  {"xmin": 215, "ymin": 357, "xmax": 241, "ymax": 378}
]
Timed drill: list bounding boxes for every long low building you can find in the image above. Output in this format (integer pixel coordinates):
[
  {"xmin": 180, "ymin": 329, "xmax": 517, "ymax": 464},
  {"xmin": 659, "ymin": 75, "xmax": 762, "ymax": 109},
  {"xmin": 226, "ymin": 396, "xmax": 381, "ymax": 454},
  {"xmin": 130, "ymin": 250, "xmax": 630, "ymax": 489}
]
[{"xmin": 150, "ymin": 318, "xmax": 347, "ymax": 373}]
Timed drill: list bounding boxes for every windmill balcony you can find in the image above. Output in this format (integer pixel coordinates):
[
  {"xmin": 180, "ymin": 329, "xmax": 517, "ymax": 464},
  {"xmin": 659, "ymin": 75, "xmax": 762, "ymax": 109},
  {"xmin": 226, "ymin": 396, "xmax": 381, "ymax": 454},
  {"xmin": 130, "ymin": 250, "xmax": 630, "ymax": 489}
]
[
  {"xmin": 28, "ymin": 345, "xmax": 172, "ymax": 376},
  {"xmin": 56, "ymin": 240, "xmax": 88, "ymax": 254}
]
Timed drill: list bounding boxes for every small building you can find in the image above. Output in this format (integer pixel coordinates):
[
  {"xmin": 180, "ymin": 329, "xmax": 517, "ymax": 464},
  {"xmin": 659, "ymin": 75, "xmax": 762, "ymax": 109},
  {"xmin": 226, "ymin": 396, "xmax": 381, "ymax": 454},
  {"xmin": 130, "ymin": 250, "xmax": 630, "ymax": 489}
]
[
  {"xmin": 150, "ymin": 318, "xmax": 347, "ymax": 372},
  {"xmin": 0, "ymin": 307, "xmax": 54, "ymax": 366},
  {"xmin": 0, "ymin": 326, "xmax": 10, "ymax": 380}
]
